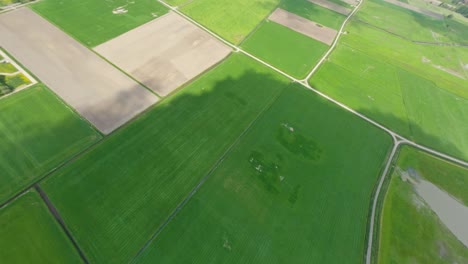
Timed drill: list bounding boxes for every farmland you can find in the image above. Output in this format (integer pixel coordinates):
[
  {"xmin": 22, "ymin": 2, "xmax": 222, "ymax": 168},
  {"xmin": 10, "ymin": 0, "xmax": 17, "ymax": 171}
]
[
  {"xmin": 40, "ymin": 54, "xmax": 290, "ymax": 263},
  {"xmin": 0, "ymin": 190, "xmax": 81, "ymax": 263},
  {"xmin": 0, "ymin": 85, "xmax": 100, "ymax": 204},
  {"xmin": 180, "ymin": 0, "xmax": 280, "ymax": 44},
  {"xmin": 356, "ymin": 0, "xmax": 468, "ymax": 44},
  {"xmin": 0, "ymin": 8, "xmax": 159, "ymax": 134},
  {"xmin": 0, "ymin": 0, "xmax": 466, "ymax": 262},
  {"xmin": 242, "ymin": 20, "xmax": 329, "ymax": 78},
  {"xmin": 95, "ymin": 11, "xmax": 231, "ymax": 96},
  {"xmin": 280, "ymin": 0, "xmax": 347, "ymax": 29},
  {"xmin": 31, "ymin": 0, "xmax": 168, "ymax": 46},
  {"xmin": 133, "ymin": 83, "xmax": 392, "ymax": 263},
  {"xmin": 310, "ymin": 18, "xmax": 468, "ymax": 160},
  {"xmin": 378, "ymin": 146, "xmax": 468, "ymax": 263}
]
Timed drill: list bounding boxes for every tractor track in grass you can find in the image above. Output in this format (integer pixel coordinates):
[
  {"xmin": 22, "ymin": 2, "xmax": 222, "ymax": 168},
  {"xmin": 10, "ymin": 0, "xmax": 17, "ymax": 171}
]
[
  {"xmin": 130, "ymin": 83, "xmax": 287, "ymax": 262},
  {"xmin": 354, "ymin": 19, "xmax": 468, "ymax": 47}
]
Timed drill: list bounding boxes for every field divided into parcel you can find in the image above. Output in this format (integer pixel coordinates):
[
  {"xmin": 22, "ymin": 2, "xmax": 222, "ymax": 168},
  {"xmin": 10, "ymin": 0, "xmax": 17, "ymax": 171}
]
[
  {"xmin": 0, "ymin": 85, "xmax": 101, "ymax": 204},
  {"xmin": 310, "ymin": 0, "xmax": 468, "ymax": 160},
  {"xmin": 133, "ymin": 84, "xmax": 392, "ymax": 263},
  {"xmin": 0, "ymin": 0, "xmax": 467, "ymax": 262},
  {"xmin": 32, "ymin": 0, "xmax": 169, "ymax": 46},
  {"xmin": 39, "ymin": 54, "xmax": 291, "ymax": 263},
  {"xmin": 0, "ymin": 190, "xmax": 82, "ymax": 263}
]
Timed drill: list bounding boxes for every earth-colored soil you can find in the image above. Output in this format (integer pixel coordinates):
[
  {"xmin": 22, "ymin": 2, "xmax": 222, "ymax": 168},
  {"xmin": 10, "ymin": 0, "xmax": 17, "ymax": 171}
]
[
  {"xmin": 341, "ymin": 0, "xmax": 359, "ymax": 5},
  {"xmin": 308, "ymin": 0, "xmax": 351, "ymax": 15},
  {"xmin": 0, "ymin": 8, "xmax": 158, "ymax": 134},
  {"xmin": 383, "ymin": 0, "xmax": 444, "ymax": 19},
  {"xmin": 269, "ymin": 8, "xmax": 337, "ymax": 45},
  {"xmin": 95, "ymin": 12, "xmax": 231, "ymax": 96}
]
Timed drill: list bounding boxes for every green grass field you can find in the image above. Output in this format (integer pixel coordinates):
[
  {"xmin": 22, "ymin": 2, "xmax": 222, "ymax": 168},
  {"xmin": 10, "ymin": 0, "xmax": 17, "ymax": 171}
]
[
  {"xmin": 0, "ymin": 62, "xmax": 17, "ymax": 73},
  {"xmin": 181, "ymin": 0, "xmax": 280, "ymax": 44},
  {"xmin": 0, "ymin": 85, "xmax": 101, "ymax": 204},
  {"xmin": 280, "ymin": 0, "xmax": 347, "ymax": 29},
  {"xmin": 310, "ymin": 19, "xmax": 468, "ymax": 161},
  {"xmin": 378, "ymin": 146, "xmax": 468, "ymax": 264},
  {"xmin": 32, "ymin": 0, "xmax": 168, "ymax": 46},
  {"xmin": 241, "ymin": 21, "xmax": 329, "ymax": 78},
  {"xmin": 0, "ymin": 0, "xmax": 34, "ymax": 7},
  {"xmin": 163, "ymin": 0, "xmax": 191, "ymax": 6},
  {"xmin": 133, "ymin": 83, "xmax": 392, "ymax": 263},
  {"xmin": 0, "ymin": 190, "xmax": 81, "ymax": 263},
  {"xmin": 41, "ymin": 54, "xmax": 291, "ymax": 263},
  {"xmin": 356, "ymin": 0, "xmax": 468, "ymax": 44}
]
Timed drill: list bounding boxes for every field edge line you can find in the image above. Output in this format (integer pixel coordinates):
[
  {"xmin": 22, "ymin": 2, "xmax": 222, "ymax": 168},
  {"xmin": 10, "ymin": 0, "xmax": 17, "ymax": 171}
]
[
  {"xmin": 365, "ymin": 138, "xmax": 400, "ymax": 264},
  {"xmin": 129, "ymin": 83, "xmax": 290, "ymax": 262},
  {"xmin": 34, "ymin": 184, "xmax": 89, "ymax": 264}
]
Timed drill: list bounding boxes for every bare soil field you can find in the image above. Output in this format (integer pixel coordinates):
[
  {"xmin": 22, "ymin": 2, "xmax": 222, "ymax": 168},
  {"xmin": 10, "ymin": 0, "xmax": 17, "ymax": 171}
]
[
  {"xmin": 0, "ymin": 8, "xmax": 158, "ymax": 134},
  {"xmin": 308, "ymin": 0, "xmax": 352, "ymax": 15},
  {"xmin": 269, "ymin": 8, "xmax": 337, "ymax": 45},
  {"xmin": 383, "ymin": 0, "xmax": 444, "ymax": 19},
  {"xmin": 95, "ymin": 11, "xmax": 231, "ymax": 96},
  {"xmin": 341, "ymin": 0, "xmax": 359, "ymax": 5}
]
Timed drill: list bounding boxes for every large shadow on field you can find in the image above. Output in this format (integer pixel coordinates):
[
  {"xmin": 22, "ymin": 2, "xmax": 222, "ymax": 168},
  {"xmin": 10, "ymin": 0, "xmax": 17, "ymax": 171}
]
[{"xmin": 1, "ymin": 63, "xmax": 467, "ymax": 263}]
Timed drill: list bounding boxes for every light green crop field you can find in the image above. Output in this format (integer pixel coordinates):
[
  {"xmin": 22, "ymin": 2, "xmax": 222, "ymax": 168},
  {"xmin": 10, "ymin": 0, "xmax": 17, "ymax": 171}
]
[
  {"xmin": 340, "ymin": 21, "xmax": 468, "ymax": 99},
  {"xmin": 378, "ymin": 146, "xmax": 468, "ymax": 264},
  {"xmin": 0, "ymin": 190, "xmax": 81, "ymax": 263},
  {"xmin": 133, "ymin": 84, "xmax": 392, "ymax": 263},
  {"xmin": 181, "ymin": 0, "xmax": 280, "ymax": 44},
  {"xmin": 356, "ymin": 0, "xmax": 468, "ymax": 44},
  {"xmin": 0, "ymin": 85, "xmax": 101, "ymax": 204},
  {"xmin": 280, "ymin": 0, "xmax": 347, "ymax": 29},
  {"xmin": 31, "ymin": 0, "xmax": 168, "ymax": 46},
  {"xmin": 0, "ymin": 0, "xmax": 34, "ymax": 7},
  {"xmin": 0, "ymin": 62, "xmax": 17, "ymax": 73},
  {"xmin": 41, "ymin": 54, "xmax": 290, "ymax": 263},
  {"xmin": 242, "ymin": 21, "xmax": 329, "ymax": 78},
  {"xmin": 310, "ymin": 19, "xmax": 468, "ymax": 160},
  {"xmin": 163, "ymin": 0, "xmax": 190, "ymax": 6},
  {"xmin": 326, "ymin": 0, "xmax": 354, "ymax": 8}
]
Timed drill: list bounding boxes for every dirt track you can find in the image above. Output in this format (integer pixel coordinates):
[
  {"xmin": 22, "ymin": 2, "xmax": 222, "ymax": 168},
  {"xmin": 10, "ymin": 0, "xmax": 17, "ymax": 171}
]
[
  {"xmin": 95, "ymin": 11, "xmax": 231, "ymax": 96},
  {"xmin": 269, "ymin": 8, "xmax": 337, "ymax": 45},
  {"xmin": 0, "ymin": 8, "xmax": 158, "ymax": 134},
  {"xmin": 308, "ymin": 0, "xmax": 351, "ymax": 15}
]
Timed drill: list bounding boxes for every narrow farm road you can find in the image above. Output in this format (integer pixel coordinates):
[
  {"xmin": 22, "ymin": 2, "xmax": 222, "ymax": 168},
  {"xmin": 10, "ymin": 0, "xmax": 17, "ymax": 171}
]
[
  {"xmin": 156, "ymin": 0, "xmax": 468, "ymax": 168},
  {"xmin": 156, "ymin": 1, "xmax": 468, "ymax": 263},
  {"xmin": 365, "ymin": 138, "xmax": 401, "ymax": 264}
]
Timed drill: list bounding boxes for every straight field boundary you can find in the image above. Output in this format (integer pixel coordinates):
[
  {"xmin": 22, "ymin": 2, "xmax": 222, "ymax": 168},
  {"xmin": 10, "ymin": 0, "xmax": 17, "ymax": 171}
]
[
  {"xmin": 153, "ymin": 3, "xmax": 468, "ymax": 261},
  {"xmin": 34, "ymin": 185, "xmax": 89, "ymax": 264},
  {"xmin": 308, "ymin": 0, "xmax": 352, "ymax": 15},
  {"xmin": 268, "ymin": 8, "xmax": 338, "ymax": 45},
  {"xmin": 354, "ymin": 18, "xmax": 468, "ymax": 46},
  {"xmin": 156, "ymin": 1, "xmax": 468, "ymax": 168},
  {"xmin": 0, "ymin": 1, "xmax": 466, "ymax": 262},
  {"xmin": 130, "ymin": 82, "xmax": 289, "ymax": 262}
]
